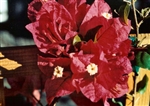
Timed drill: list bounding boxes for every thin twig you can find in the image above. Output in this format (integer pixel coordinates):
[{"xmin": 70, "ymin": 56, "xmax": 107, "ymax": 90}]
[
  {"xmin": 31, "ymin": 93, "xmax": 43, "ymax": 106},
  {"xmin": 136, "ymin": 9, "xmax": 143, "ymax": 18},
  {"xmin": 131, "ymin": 1, "xmax": 140, "ymax": 105},
  {"xmin": 131, "ymin": 0, "xmax": 139, "ymax": 38},
  {"xmin": 138, "ymin": 20, "xmax": 144, "ymax": 27},
  {"xmin": 133, "ymin": 75, "xmax": 137, "ymax": 106}
]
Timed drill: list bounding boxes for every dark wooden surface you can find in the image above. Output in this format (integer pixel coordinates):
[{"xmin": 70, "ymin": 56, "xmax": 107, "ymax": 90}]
[
  {"xmin": 0, "ymin": 45, "xmax": 41, "ymax": 78},
  {"xmin": 0, "ymin": 78, "xmax": 5, "ymax": 106},
  {"xmin": 0, "ymin": 45, "xmax": 41, "ymax": 106}
]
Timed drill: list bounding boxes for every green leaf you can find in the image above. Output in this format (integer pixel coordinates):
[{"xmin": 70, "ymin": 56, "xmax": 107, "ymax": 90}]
[
  {"xmin": 118, "ymin": 3, "xmax": 130, "ymax": 25},
  {"xmin": 135, "ymin": 51, "xmax": 150, "ymax": 70},
  {"xmin": 112, "ymin": 98, "xmax": 123, "ymax": 106},
  {"xmin": 73, "ymin": 35, "xmax": 81, "ymax": 45},
  {"xmin": 146, "ymin": 45, "xmax": 150, "ymax": 54},
  {"xmin": 137, "ymin": 74, "xmax": 149, "ymax": 94},
  {"xmin": 141, "ymin": 52, "xmax": 150, "ymax": 69}
]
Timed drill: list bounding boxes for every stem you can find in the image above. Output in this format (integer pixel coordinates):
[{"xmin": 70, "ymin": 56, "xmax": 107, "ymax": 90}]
[
  {"xmin": 46, "ymin": 97, "xmax": 60, "ymax": 106},
  {"xmin": 31, "ymin": 94, "xmax": 43, "ymax": 106},
  {"xmin": 133, "ymin": 75, "xmax": 137, "ymax": 106},
  {"xmin": 131, "ymin": 1, "xmax": 139, "ymax": 105},
  {"xmin": 131, "ymin": 0, "xmax": 139, "ymax": 38}
]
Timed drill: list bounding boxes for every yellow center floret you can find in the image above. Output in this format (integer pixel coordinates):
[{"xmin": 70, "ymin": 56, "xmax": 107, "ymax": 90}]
[
  {"xmin": 53, "ymin": 66, "xmax": 64, "ymax": 78},
  {"xmin": 86, "ymin": 63, "xmax": 98, "ymax": 76}
]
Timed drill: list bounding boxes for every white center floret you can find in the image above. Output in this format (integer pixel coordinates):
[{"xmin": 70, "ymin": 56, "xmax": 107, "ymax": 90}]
[
  {"xmin": 102, "ymin": 12, "xmax": 112, "ymax": 19},
  {"xmin": 53, "ymin": 66, "xmax": 64, "ymax": 78},
  {"xmin": 112, "ymin": 53, "xmax": 116, "ymax": 57},
  {"xmin": 86, "ymin": 63, "xmax": 98, "ymax": 76}
]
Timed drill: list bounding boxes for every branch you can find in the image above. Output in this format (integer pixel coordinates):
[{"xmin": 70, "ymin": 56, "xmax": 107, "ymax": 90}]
[
  {"xmin": 131, "ymin": 0, "xmax": 139, "ymax": 38},
  {"xmin": 31, "ymin": 93, "xmax": 43, "ymax": 106}
]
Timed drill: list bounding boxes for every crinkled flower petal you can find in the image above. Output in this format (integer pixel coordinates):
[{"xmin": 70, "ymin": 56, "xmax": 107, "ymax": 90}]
[
  {"xmin": 38, "ymin": 55, "xmax": 71, "ymax": 77},
  {"xmin": 79, "ymin": 0, "xmax": 112, "ymax": 36},
  {"xmin": 26, "ymin": 1, "xmax": 77, "ymax": 55},
  {"xmin": 58, "ymin": 0, "xmax": 90, "ymax": 27},
  {"xmin": 96, "ymin": 18, "xmax": 131, "ymax": 54},
  {"xmin": 38, "ymin": 55, "xmax": 75, "ymax": 104},
  {"xmin": 27, "ymin": 0, "xmax": 42, "ymax": 22},
  {"xmin": 45, "ymin": 77, "xmax": 75, "ymax": 104},
  {"xmin": 70, "ymin": 41, "xmax": 132, "ymax": 105}
]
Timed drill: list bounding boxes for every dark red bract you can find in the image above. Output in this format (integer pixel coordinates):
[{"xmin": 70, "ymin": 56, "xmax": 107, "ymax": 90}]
[{"xmin": 70, "ymin": 40, "xmax": 132, "ymax": 105}]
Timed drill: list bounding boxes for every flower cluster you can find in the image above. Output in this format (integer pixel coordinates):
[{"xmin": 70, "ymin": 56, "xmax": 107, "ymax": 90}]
[{"xmin": 26, "ymin": 0, "xmax": 132, "ymax": 105}]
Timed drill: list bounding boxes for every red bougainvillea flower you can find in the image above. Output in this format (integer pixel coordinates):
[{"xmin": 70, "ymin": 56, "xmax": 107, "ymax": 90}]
[
  {"xmin": 57, "ymin": 0, "xmax": 90, "ymax": 28},
  {"xmin": 27, "ymin": 0, "xmax": 42, "ymax": 22},
  {"xmin": 26, "ymin": 0, "xmax": 78, "ymax": 56},
  {"xmin": 79, "ymin": 0, "xmax": 112, "ymax": 37},
  {"xmin": 26, "ymin": 0, "xmax": 112, "ymax": 56},
  {"xmin": 96, "ymin": 18, "xmax": 131, "ymax": 55},
  {"xmin": 25, "ymin": 0, "xmax": 132, "ymax": 105},
  {"xmin": 38, "ymin": 56, "xmax": 75, "ymax": 104},
  {"xmin": 70, "ymin": 40, "xmax": 132, "ymax": 106}
]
